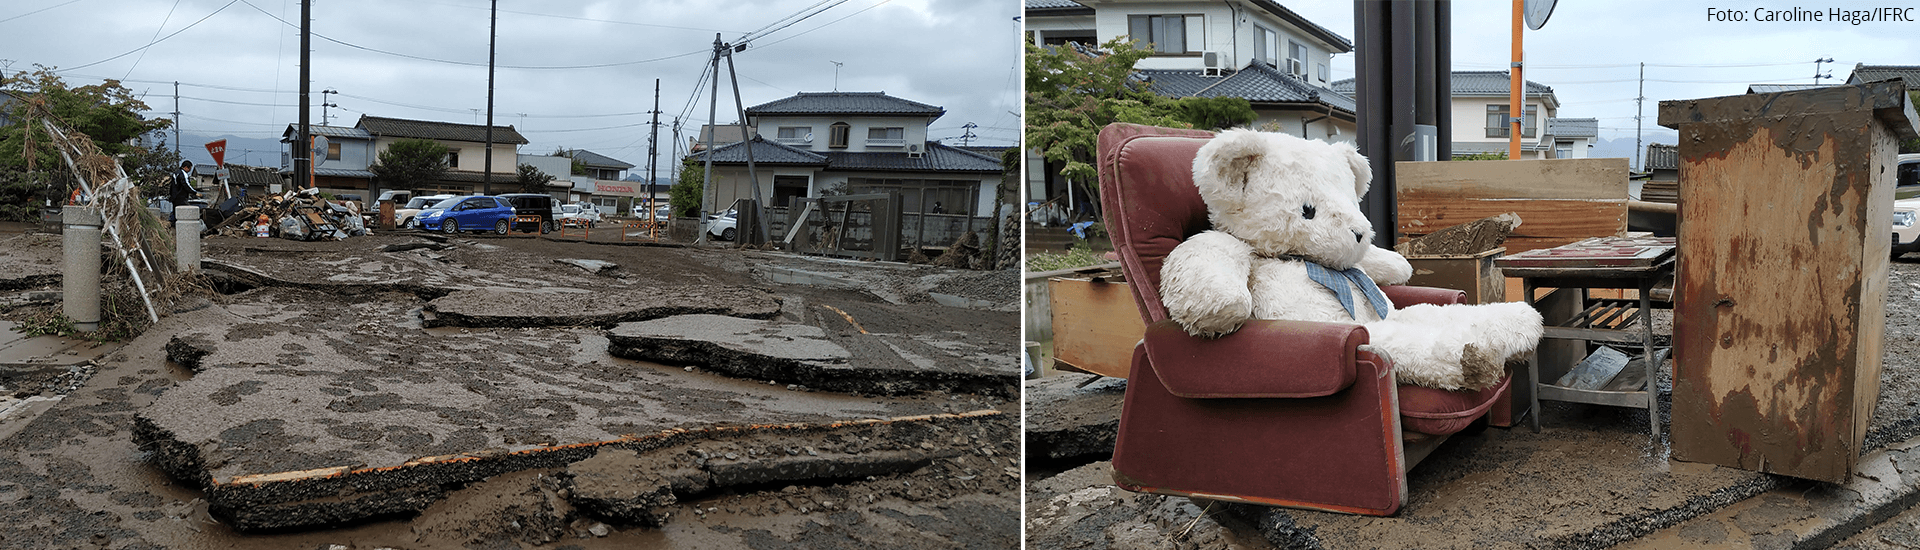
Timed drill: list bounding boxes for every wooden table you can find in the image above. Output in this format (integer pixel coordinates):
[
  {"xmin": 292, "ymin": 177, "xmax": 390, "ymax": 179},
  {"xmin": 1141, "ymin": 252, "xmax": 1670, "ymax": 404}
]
[{"xmin": 1496, "ymin": 236, "xmax": 1676, "ymax": 435}]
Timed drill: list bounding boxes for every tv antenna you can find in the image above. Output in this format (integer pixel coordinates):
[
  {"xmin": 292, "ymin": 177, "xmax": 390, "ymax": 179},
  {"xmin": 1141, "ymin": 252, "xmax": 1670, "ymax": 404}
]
[{"xmin": 831, "ymin": 60, "xmax": 844, "ymax": 91}]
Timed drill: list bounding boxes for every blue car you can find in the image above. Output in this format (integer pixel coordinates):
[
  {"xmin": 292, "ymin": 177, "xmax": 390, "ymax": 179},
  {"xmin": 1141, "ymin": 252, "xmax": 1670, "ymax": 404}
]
[{"xmin": 418, "ymin": 196, "xmax": 516, "ymax": 234}]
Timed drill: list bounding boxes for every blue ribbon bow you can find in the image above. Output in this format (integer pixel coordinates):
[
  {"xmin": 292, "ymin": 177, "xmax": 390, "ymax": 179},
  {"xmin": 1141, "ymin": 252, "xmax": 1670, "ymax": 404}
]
[{"xmin": 1304, "ymin": 261, "xmax": 1392, "ymax": 319}]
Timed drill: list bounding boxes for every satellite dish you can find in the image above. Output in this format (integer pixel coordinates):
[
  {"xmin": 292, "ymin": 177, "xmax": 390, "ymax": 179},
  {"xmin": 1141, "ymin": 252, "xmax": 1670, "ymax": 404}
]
[
  {"xmin": 805, "ymin": 132, "xmax": 815, "ymax": 143},
  {"xmin": 1524, "ymin": 0, "xmax": 1557, "ymax": 30}
]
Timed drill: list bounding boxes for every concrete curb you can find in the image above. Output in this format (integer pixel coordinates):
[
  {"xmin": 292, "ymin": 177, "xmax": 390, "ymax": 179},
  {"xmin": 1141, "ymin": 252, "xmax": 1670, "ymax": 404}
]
[{"xmin": 1617, "ymin": 438, "xmax": 1920, "ymax": 549}]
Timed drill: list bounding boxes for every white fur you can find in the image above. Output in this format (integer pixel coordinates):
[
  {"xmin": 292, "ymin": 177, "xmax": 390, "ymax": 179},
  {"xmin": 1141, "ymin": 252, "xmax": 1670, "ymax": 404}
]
[{"xmin": 1163, "ymin": 129, "xmax": 1543, "ymax": 391}]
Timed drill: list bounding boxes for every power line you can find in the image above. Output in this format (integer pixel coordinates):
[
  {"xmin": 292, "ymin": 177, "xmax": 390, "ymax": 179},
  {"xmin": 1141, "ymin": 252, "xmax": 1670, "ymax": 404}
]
[
  {"xmin": 122, "ymin": 0, "xmax": 184, "ymax": 80},
  {"xmin": 0, "ymin": 0, "xmax": 85, "ymax": 26},
  {"xmin": 237, "ymin": 0, "xmax": 708, "ymax": 71},
  {"xmin": 54, "ymin": 0, "xmax": 238, "ymax": 73}
]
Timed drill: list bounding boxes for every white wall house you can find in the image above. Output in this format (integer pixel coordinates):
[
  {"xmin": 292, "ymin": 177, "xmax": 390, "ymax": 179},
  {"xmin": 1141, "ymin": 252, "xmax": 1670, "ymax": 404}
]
[
  {"xmin": 692, "ymin": 92, "xmax": 1003, "ymax": 220},
  {"xmin": 1336, "ymin": 71, "xmax": 1594, "ymax": 160},
  {"xmin": 1024, "ymin": 0, "xmax": 1357, "ymax": 214}
]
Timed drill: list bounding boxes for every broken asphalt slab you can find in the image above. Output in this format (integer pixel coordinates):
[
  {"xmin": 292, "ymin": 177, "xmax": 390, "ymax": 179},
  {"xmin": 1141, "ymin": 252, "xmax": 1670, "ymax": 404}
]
[
  {"xmin": 1024, "ymin": 372, "xmax": 1125, "ymax": 462},
  {"xmin": 422, "ymin": 286, "xmax": 783, "ymax": 328},
  {"xmin": 609, "ymin": 314, "xmax": 1018, "ymax": 397}
]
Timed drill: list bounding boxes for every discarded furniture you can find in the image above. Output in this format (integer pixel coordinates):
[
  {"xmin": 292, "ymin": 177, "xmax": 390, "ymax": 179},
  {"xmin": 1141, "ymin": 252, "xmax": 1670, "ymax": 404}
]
[
  {"xmin": 1045, "ymin": 266, "xmax": 1142, "ymax": 379},
  {"xmin": 1405, "ymin": 248, "xmax": 1507, "ymax": 305},
  {"xmin": 1497, "ymin": 235, "xmax": 1676, "ymax": 435},
  {"xmin": 1098, "ymin": 123, "xmax": 1511, "ymax": 516},
  {"xmin": 1395, "ymin": 158, "xmax": 1628, "ymax": 255},
  {"xmin": 1658, "ymin": 80, "xmax": 1920, "ymax": 483}
]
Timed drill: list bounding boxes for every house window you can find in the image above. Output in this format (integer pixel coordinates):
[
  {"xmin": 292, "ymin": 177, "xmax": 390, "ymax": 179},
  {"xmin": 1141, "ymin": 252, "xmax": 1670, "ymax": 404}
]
[
  {"xmin": 1128, "ymin": 14, "xmax": 1196, "ymax": 54},
  {"xmin": 1317, "ymin": 63, "xmax": 1329, "ymax": 84},
  {"xmin": 446, "ymin": 150, "xmax": 460, "ymax": 169},
  {"xmin": 1556, "ymin": 141, "xmax": 1574, "ymax": 159},
  {"xmin": 866, "ymin": 127, "xmax": 905, "ymax": 147},
  {"xmin": 776, "ymin": 126, "xmax": 812, "ymax": 144},
  {"xmin": 1484, "ymin": 105, "xmax": 1539, "ymax": 139},
  {"xmin": 828, "ymin": 122, "xmax": 850, "ymax": 149},
  {"xmin": 1254, "ymin": 25, "xmax": 1277, "ymax": 65},
  {"xmin": 326, "ymin": 142, "xmax": 341, "ymax": 161},
  {"xmin": 1287, "ymin": 40, "xmax": 1308, "ymax": 76}
]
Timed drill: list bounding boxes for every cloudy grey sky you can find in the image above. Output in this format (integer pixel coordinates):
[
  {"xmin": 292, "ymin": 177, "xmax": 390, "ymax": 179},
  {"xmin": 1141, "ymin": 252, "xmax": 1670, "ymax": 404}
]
[
  {"xmin": 1279, "ymin": 0, "xmax": 1917, "ymax": 146},
  {"xmin": 2, "ymin": 0, "xmax": 1022, "ymax": 172}
]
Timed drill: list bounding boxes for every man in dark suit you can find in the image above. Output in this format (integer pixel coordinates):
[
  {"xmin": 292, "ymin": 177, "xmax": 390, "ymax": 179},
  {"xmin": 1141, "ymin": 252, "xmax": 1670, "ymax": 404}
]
[{"xmin": 168, "ymin": 160, "xmax": 194, "ymax": 220}]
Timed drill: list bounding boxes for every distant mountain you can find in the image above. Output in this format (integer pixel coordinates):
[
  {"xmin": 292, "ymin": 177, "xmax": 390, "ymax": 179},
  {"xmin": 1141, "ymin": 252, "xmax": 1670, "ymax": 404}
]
[
  {"xmin": 177, "ymin": 133, "xmax": 286, "ymax": 169},
  {"xmin": 1586, "ymin": 132, "xmax": 1678, "ymax": 170}
]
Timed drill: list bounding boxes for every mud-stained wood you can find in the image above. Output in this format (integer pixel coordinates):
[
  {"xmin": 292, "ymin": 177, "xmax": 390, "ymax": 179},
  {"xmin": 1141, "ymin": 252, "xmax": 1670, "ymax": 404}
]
[
  {"xmin": 1663, "ymin": 83, "xmax": 1905, "ymax": 484},
  {"xmin": 1395, "ymin": 159, "xmax": 1629, "ymax": 255},
  {"xmin": 1049, "ymin": 277, "xmax": 1146, "ymax": 379}
]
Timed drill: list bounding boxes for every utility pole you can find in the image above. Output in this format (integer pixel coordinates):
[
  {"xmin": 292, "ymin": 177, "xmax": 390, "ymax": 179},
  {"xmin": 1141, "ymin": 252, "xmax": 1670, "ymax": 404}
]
[
  {"xmin": 1508, "ymin": 0, "xmax": 1523, "ymax": 159},
  {"xmin": 483, "ymin": 0, "xmax": 497, "ymax": 196},
  {"xmin": 172, "ymin": 81, "xmax": 181, "ymax": 155},
  {"xmin": 698, "ymin": 34, "xmax": 722, "ymax": 244},
  {"xmin": 1634, "ymin": 62, "xmax": 1644, "ymax": 171},
  {"xmin": 296, "ymin": 0, "xmax": 311, "ymax": 190},
  {"xmin": 1813, "ymin": 57, "xmax": 1834, "ymax": 85},
  {"xmin": 647, "ymin": 79, "xmax": 662, "ymax": 219},
  {"xmin": 960, "ymin": 122, "xmax": 978, "ymax": 147},
  {"xmin": 320, "ymin": 88, "xmax": 338, "ymax": 125},
  {"xmin": 723, "ymin": 40, "xmax": 770, "ymax": 244}
]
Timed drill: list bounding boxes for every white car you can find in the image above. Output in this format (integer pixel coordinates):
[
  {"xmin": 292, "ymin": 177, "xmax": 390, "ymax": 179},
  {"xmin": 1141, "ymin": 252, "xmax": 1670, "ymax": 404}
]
[
  {"xmin": 556, "ymin": 203, "xmax": 604, "ymax": 228},
  {"xmin": 1893, "ymin": 154, "xmax": 1920, "ymax": 258},
  {"xmin": 706, "ymin": 209, "xmax": 738, "ymax": 241},
  {"xmin": 397, "ymin": 194, "xmax": 456, "ymax": 229}
]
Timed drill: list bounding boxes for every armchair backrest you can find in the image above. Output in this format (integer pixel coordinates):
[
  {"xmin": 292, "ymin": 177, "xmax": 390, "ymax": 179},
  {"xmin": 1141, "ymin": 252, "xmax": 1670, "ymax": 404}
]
[{"xmin": 1096, "ymin": 123, "xmax": 1218, "ymax": 325}]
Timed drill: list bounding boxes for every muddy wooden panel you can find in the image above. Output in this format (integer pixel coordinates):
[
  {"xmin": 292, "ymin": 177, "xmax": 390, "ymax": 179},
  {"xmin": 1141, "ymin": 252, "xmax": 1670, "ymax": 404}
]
[
  {"xmin": 1658, "ymin": 81, "xmax": 1917, "ymax": 483},
  {"xmin": 1048, "ymin": 277, "xmax": 1145, "ymax": 379},
  {"xmin": 1395, "ymin": 159, "xmax": 1628, "ymax": 254},
  {"xmin": 1405, "ymin": 248, "xmax": 1507, "ymax": 305}
]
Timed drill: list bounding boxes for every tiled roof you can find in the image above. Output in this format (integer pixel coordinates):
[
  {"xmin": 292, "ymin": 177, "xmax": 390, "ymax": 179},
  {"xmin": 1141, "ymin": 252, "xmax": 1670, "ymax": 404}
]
[
  {"xmin": 277, "ymin": 167, "xmax": 377, "ymax": 178},
  {"xmin": 281, "ymin": 124, "xmax": 372, "ymax": 141},
  {"xmin": 1644, "ymin": 143, "xmax": 1679, "ymax": 171},
  {"xmin": 1246, "ymin": 0, "xmax": 1353, "ymax": 52},
  {"xmin": 225, "ymin": 164, "xmax": 286, "ymax": 185},
  {"xmin": 823, "ymin": 143, "xmax": 1003, "ymax": 173},
  {"xmin": 1747, "ymin": 83, "xmax": 1829, "ymax": 94},
  {"xmin": 1847, "ymin": 64, "xmax": 1920, "ymax": 87},
  {"xmin": 745, "ymin": 92, "xmax": 945, "ymax": 119},
  {"xmin": 1141, "ymin": 60, "xmax": 1355, "ymax": 114},
  {"xmin": 1546, "ymin": 118, "xmax": 1598, "ymax": 138},
  {"xmin": 356, "ymin": 115, "xmax": 529, "ymax": 145},
  {"xmin": 690, "ymin": 137, "xmax": 830, "ymax": 166},
  {"xmin": 1331, "ymin": 72, "xmax": 1554, "ymax": 97},
  {"xmin": 1025, "ymin": 0, "xmax": 1086, "ymax": 9},
  {"xmin": 567, "ymin": 149, "xmax": 634, "ymax": 170}
]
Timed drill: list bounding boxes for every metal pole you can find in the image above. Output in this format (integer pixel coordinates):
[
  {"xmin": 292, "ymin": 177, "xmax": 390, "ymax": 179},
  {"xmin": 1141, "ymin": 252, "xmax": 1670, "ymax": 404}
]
[
  {"xmin": 1635, "ymin": 62, "xmax": 1645, "ymax": 171},
  {"xmin": 697, "ymin": 36, "xmax": 722, "ymax": 244},
  {"xmin": 172, "ymin": 81, "xmax": 181, "ymax": 156},
  {"xmin": 1509, "ymin": 0, "xmax": 1523, "ymax": 159},
  {"xmin": 484, "ymin": 0, "xmax": 496, "ymax": 196},
  {"xmin": 723, "ymin": 46, "xmax": 770, "ymax": 244},
  {"xmin": 296, "ymin": 0, "xmax": 311, "ymax": 190},
  {"xmin": 648, "ymin": 79, "xmax": 661, "ymax": 223}
]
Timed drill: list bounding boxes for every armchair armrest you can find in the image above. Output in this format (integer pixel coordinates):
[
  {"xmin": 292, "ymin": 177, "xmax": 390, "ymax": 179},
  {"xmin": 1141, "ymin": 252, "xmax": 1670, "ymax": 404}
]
[
  {"xmin": 1380, "ymin": 285, "xmax": 1467, "ymax": 308},
  {"xmin": 1142, "ymin": 318, "xmax": 1370, "ymax": 398}
]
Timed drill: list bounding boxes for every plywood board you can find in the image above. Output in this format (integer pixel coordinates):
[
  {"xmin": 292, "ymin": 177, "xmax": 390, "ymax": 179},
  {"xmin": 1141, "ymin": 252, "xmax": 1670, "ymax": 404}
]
[
  {"xmin": 1396, "ymin": 158, "xmax": 1628, "ymax": 254},
  {"xmin": 1048, "ymin": 277, "xmax": 1146, "ymax": 379}
]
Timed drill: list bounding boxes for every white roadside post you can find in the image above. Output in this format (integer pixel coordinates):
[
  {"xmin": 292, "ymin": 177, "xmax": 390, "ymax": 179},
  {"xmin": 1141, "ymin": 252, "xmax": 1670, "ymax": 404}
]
[
  {"xmin": 61, "ymin": 206, "xmax": 102, "ymax": 333},
  {"xmin": 175, "ymin": 206, "xmax": 201, "ymax": 273}
]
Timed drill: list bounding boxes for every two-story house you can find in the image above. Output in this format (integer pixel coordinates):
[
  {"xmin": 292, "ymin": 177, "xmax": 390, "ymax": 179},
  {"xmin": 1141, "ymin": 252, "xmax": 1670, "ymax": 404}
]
[
  {"xmin": 558, "ymin": 149, "xmax": 642, "ymax": 214},
  {"xmin": 691, "ymin": 91, "xmax": 1002, "ymax": 220},
  {"xmin": 1333, "ymin": 71, "xmax": 1596, "ymax": 160},
  {"xmin": 1023, "ymin": 0, "xmax": 1358, "ymax": 215},
  {"xmin": 283, "ymin": 115, "xmax": 528, "ymax": 201}
]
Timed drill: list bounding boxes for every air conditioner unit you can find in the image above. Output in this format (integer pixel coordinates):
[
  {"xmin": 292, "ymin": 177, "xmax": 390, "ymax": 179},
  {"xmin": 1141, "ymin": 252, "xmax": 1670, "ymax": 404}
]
[
  {"xmin": 1202, "ymin": 51, "xmax": 1223, "ymax": 76},
  {"xmin": 906, "ymin": 143, "xmax": 925, "ymax": 158},
  {"xmin": 1287, "ymin": 58, "xmax": 1305, "ymax": 76}
]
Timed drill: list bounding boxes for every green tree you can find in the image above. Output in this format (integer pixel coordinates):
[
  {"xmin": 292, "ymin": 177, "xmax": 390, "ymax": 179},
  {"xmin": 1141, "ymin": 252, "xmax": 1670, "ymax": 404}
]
[
  {"xmin": 669, "ymin": 158, "xmax": 703, "ymax": 217},
  {"xmin": 370, "ymin": 138, "xmax": 449, "ymax": 191},
  {"xmin": 516, "ymin": 163, "xmax": 555, "ymax": 193},
  {"xmin": 0, "ymin": 65, "xmax": 171, "ymax": 172},
  {"xmin": 1025, "ymin": 37, "xmax": 1255, "ymax": 201}
]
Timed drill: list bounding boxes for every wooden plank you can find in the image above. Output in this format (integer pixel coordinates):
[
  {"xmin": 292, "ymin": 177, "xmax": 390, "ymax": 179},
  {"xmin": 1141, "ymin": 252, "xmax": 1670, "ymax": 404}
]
[
  {"xmin": 1395, "ymin": 158, "xmax": 1629, "ymax": 247},
  {"xmin": 1047, "ymin": 277, "xmax": 1146, "ymax": 379}
]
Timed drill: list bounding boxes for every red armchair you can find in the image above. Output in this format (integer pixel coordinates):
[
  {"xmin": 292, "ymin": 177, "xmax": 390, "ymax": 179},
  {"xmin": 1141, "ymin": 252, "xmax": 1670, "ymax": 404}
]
[{"xmin": 1098, "ymin": 123, "xmax": 1512, "ymax": 516}]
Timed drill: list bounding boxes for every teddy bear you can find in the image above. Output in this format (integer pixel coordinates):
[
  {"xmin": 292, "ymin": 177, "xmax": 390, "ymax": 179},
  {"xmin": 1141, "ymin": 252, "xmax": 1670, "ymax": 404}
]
[{"xmin": 1159, "ymin": 129, "xmax": 1543, "ymax": 391}]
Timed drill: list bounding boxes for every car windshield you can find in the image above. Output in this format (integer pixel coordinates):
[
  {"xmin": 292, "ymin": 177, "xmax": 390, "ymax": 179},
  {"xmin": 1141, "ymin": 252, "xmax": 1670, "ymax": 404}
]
[
  {"xmin": 430, "ymin": 197, "xmax": 464, "ymax": 209},
  {"xmin": 403, "ymin": 197, "xmax": 435, "ymax": 209}
]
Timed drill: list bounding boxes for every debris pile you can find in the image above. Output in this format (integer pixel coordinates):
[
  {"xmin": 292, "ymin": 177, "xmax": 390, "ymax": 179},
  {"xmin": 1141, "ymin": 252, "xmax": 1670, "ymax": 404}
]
[{"xmin": 209, "ymin": 189, "xmax": 368, "ymax": 241}]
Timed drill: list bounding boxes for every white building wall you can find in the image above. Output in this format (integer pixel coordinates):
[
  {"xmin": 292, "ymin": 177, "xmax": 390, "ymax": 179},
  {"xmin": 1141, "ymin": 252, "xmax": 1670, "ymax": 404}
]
[
  {"xmin": 753, "ymin": 115, "xmax": 933, "ymax": 153},
  {"xmin": 1447, "ymin": 97, "xmax": 1557, "ymax": 155}
]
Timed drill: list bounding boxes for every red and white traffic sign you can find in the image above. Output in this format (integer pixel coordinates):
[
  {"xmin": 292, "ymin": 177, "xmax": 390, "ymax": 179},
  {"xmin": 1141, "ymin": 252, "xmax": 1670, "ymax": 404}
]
[{"xmin": 205, "ymin": 139, "xmax": 227, "ymax": 166}]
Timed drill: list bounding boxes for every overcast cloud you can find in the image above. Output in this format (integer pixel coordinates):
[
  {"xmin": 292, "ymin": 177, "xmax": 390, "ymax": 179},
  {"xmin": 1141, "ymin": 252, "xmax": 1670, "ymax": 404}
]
[
  {"xmin": 1, "ymin": 0, "xmax": 1022, "ymax": 173},
  {"xmin": 1281, "ymin": 0, "xmax": 1917, "ymax": 149}
]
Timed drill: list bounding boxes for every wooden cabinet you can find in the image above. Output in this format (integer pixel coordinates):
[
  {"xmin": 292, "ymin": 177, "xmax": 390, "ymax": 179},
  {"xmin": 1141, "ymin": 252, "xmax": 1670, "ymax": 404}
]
[{"xmin": 1657, "ymin": 81, "xmax": 1919, "ymax": 483}]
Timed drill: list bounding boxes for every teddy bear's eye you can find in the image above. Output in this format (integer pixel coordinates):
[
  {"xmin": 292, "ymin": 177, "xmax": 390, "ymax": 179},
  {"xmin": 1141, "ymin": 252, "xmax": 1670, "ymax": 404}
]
[{"xmin": 1302, "ymin": 204, "xmax": 1316, "ymax": 220}]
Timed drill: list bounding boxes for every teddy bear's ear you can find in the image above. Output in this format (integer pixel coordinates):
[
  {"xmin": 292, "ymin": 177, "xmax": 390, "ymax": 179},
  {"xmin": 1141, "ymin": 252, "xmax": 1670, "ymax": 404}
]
[
  {"xmin": 1195, "ymin": 129, "xmax": 1265, "ymax": 193},
  {"xmin": 1332, "ymin": 141, "xmax": 1373, "ymax": 197}
]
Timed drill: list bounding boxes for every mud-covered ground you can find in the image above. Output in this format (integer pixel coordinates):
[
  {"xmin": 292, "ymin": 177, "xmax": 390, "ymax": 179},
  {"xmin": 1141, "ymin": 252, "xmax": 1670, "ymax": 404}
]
[
  {"xmin": 1025, "ymin": 255, "xmax": 1920, "ymax": 549},
  {"xmin": 0, "ymin": 226, "xmax": 1019, "ymax": 549}
]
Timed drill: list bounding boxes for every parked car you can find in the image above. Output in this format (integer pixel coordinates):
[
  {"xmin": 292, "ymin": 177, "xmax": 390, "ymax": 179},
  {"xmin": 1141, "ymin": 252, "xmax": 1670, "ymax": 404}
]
[
  {"xmin": 418, "ymin": 195, "xmax": 516, "ymax": 235},
  {"xmin": 397, "ymin": 194, "xmax": 456, "ymax": 229},
  {"xmin": 556, "ymin": 203, "xmax": 604, "ymax": 228},
  {"xmin": 654, "ymin": 206, "xmax": 671, "ymax": 223},
  {"xmin": 497, "ymin": 193, "xmax": 556, "ymax": 233},
  {"xmin": 706, "ymin": 209, "xmax": 738, "ymax": 241},
  {"xmin": 376, "ymin": 189, "xmax": 413, "ymax": 206},
  {"xmin": 1895, "ymin": 198, "xmax": 1920, "ymax": 258},
  {"xmin": 1897, "ymin": 153, "xmax": 1920, "ymax": 200}
]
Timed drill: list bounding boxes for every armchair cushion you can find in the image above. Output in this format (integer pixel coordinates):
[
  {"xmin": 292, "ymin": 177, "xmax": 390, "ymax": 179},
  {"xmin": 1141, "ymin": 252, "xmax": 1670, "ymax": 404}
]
[
  {"xmin": 1399, "ymin": 374, "xmax": 1511, "ymax": 435},
  {"xmin": 1143, "ymin": 319, "xmax": 1364, "ymax": 398}
]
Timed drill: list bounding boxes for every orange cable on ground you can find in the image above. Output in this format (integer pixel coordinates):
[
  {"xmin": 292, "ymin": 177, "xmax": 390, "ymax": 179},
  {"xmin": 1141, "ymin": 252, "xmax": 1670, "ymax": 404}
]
[{"xmin": 820, "ymin": 304, "xmax": 868, "ymax": 334}]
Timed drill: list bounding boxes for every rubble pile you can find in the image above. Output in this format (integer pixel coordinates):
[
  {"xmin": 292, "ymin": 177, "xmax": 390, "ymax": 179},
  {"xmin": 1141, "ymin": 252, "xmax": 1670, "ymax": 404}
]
[{"xmin": 209, "ymin": 189, "xmax": 368, "ymax": 241}]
